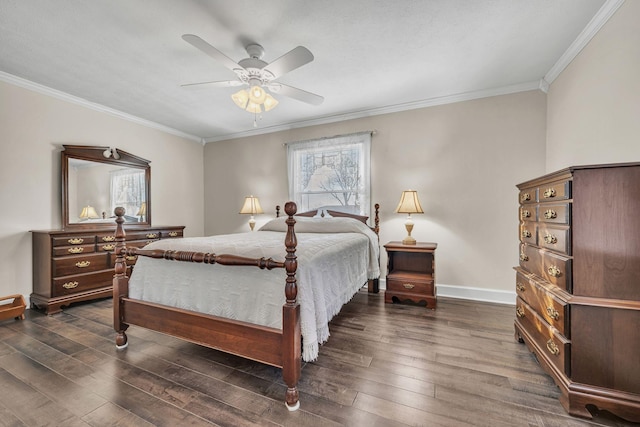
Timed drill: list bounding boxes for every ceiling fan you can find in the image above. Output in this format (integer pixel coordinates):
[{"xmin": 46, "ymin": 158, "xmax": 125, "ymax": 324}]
[{"xmin": 181, "ymin": 34, "xmax": 324, "ymax": 113}]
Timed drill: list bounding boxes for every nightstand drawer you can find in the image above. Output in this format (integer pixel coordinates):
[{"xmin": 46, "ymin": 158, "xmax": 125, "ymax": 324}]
[{"xmin": 386, "ymin": 275, "xmax": 433, "ymax": 295}]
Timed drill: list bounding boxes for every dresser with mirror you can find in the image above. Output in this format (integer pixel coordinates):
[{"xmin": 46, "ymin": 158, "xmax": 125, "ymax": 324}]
[{"xmin": 31, "ymin": 145, "xmax": 184, "ymax": 314}]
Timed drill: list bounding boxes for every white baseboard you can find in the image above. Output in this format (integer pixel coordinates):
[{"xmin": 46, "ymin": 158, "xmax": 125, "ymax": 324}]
[{"xmin": 379, "ymin": 280, "xmax": 516, "ymax": 306}]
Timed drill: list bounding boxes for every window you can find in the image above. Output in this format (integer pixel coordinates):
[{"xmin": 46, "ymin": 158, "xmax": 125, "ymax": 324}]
[{"xmin": 287, "ymin": 132, "xmax": 371, "ymax": 215}]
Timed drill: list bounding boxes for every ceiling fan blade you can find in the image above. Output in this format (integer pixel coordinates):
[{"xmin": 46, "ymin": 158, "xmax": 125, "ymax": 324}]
[
  {"xmin": 181, "ymin": 80, "xmax": 243, "ymax": 89},
  {"xmin": 270, "ymin": 83, "xmax": 324, "ymax": 106},
  {"xmin": 182, "ymin": 34, "xmax": 244, "ymax": 73},
  {"xmin": 263, "ymin": 46, "xmax": 314, "ymax": 79}
]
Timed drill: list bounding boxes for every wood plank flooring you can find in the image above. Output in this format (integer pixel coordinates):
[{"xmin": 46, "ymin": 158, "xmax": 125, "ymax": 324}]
[{"xmin": 0, "ymin": 292, "xmax": 635, "ymax": 426}]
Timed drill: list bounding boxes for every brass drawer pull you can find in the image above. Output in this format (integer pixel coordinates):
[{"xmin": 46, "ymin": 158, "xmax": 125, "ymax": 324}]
[
  {"xmin": 168, "ymin": 231, "xmax": 178, "ymax": 237},
  {"xmin": 546, "ymin": 339, "xmax": 560, "ymax": 355},
  {"xmin": 68, "ymin": 247, "xmax": 84, "ymax": 254},
  {"xmin": 519, "ymin": 252, "xmax": 529, "ymax": 262},
  {"xmin": 126, "ymin": 256, "xmax": 137, "ymax": 261},
  {"xmin": 544, "ymin": 233, "xmax": 557, "ymax": 244},
  {"xmin": 520, "ymin": 193, "xmax": 531, "ymax": 202},
  {"xmin": 516, "ymin": 283, "xmax": 525, "ymax": 292},
  {"xmin": 102, "ymin": 235, "xmax": 115, "ymax": 242},
  {"xmin": 546, "ymin": 306, "xmax": 560, "ymax": 320},
  {"xmin": 543, "ymin": 188, "xmax": 557, "ymax": 198},
  {"xmin": 544, "ymin": 209, "xmax": 557, "ymax": 219},
  {"xmin": 521, "ymin": 229, "xmax": 531, "ymax": 239},
  {"xmin": 516, "ymin": 306, "xmax": 525, "ymax": 318},
  {"xmin": 75, "ymin": 261, "xmax": 90, "ymax": 268},
  {"xmin": 68, "ymin": 238, "xmax": 84, "ymax": 244},
  {"xmin": 146, "ymin": 233, "xmax": 158, "ymax": 239},
  {"xmin": 62, "ymin": 281, "xmax": 79, "ymax": 289},
  {"xmin": 102, "ymin": 244, "xmax": 115, "ymax": 251},
  {"xmin": 403, "ymin": 283, "xmax": 415, "ymax": 289},
  {"xmin": 548, "ymin": 265, "xmax": 561, "ymax": 277},
  {"xmin": 521, "ymin": 210, "xmax": 531, "ymax": 219}
]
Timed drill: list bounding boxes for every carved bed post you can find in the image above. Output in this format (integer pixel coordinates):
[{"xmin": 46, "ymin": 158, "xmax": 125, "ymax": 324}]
[
  {"xmin": 282, "ymin": 201, "xmax": 301, "ymax": 411},
  {"xmin": 113, "ymin": 207, "xmax": 129, "ymax": 349},
  {"xmin": 368, "ymin": 203, "xmax": 381, "ymax": 293}
]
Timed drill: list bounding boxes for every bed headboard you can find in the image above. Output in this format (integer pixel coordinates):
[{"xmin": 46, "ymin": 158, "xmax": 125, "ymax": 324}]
[{"xmin": 275, "ymin": 203, "xmax": 380, "ymax": 235}]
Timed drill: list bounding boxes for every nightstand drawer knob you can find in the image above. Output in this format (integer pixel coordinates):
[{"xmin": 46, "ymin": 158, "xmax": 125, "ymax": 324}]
[
  {"xmin": 402, "ymin": 283, "xmax": 415, "ymax": 289},
  {"xmin": 62, "ymin": 281, "xmax": 79, "ymax": 289}
]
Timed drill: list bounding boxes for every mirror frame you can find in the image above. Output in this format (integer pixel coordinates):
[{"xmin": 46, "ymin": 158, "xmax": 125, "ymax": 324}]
[{"xmin": 62, "ymin": 145, "xmax": 151, "ymax": 230}]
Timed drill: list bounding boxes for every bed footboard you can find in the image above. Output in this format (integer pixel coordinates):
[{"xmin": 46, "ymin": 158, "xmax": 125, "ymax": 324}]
[{"xmin": 112, "ymin": 202, "xmax": 301, "ymax": 410}]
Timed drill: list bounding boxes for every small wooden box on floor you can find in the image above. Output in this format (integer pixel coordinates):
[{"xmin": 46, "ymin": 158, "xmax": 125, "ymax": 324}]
[
  {"xmin": 0, "ymin": 294, "xmax": 26, "ymax": 321},
  {"xmin": 384, "ymin": 241, "xmax": 437, "ymax": 308}
]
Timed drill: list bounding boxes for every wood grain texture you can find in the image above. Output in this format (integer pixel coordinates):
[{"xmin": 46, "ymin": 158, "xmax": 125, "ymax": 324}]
[{"xmin": 0, "ymin": 294, "xmax": 633, "ymax": 426}]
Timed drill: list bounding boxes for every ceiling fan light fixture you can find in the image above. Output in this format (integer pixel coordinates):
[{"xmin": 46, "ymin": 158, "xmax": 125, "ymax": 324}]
[
  {"xmin": 245, "ymin": 101, "xmax": 262, "ymax": 114},
  {"xmin": 248, "ymin": 85, "xmax": 267, "ymax": 104},
  {"xmin": 263, "ymin": 94, "xmax": 279, "ymax": 111},
  {"xmin": 231, "ymin": 89, "xmax": 249, "ymax": 109}
]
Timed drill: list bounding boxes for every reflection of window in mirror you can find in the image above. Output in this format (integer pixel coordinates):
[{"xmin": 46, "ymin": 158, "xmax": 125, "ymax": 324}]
[{"xmin": 110, "ymin": 169, "xmax": 146, "ymax": 222}]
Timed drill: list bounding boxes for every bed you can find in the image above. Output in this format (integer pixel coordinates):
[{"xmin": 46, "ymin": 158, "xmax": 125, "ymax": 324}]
[{"xmin": 112, "ymin": 202, "xmax": 380, "ymax": 411}]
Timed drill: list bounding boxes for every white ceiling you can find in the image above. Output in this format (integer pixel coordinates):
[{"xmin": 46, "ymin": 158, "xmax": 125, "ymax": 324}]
[{"xmin": 0, "ymin": 0, "xmax": 616, "ymax": 143}]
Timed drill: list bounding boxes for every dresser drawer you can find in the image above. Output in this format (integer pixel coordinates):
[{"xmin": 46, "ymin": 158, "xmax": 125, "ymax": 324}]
[
  {"xmin": 516, "ymin": 297, "xmax": 570, "ymax": 376},
  {"xmin": 53, "ymin": 269, "xmax": 123, "ymax": 296},
  {"xmin": 386, "ymin": 274, "xmax": 434, "ymax": 296},
  {"xmin": 538, "ymin": 180, "xmax": 571, "ymax": 201},
  {"xmin": 540, "ymin": 251, "xmax": 572, "ymax": 292},
  {"xmin": 537, "ymin": 224, "xmax": 570, "ymax": 255},
  {"xmin": 160, "ymin": 229, "xmax": 183, "ymax": 238},
  {"xmin": 52, "ymin": 244, "xmax": 96, "ymax": 257},
  {"xmin": 53, "ymin": 253, "xmax": 110, "ymax": 277},
  {"xmin": 538, "ymin": 203, "xmax": 570, "ymax": 225},
  {"xmin": 515, "ymin": 272, "xmax": 569, "ymax": 336},
  {"xmin": 519, "ymin": 222, "xmax": 537, "ymax": 245},
  {"xmin": 519, "ymin": 187, "xmax": 536, "ymax": 204},
  {"xmin": 52, "ymin": 235, "xmax": 96, "ymax": 247}
]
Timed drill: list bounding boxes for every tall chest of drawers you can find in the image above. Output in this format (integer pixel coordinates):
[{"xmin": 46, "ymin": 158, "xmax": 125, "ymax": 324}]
[
  {"xmin": 31, "ymin": 225, "xmax": 184, "ymax": 314},
  {"xmin": 515, "ymin": 163, "xmax": 640, "ymax": 422}
]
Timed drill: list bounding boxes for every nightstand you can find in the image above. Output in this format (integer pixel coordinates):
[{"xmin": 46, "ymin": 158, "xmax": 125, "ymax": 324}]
[{"xmin": 384, "ymin": 241, "xmax": 437, "ymax": 308}]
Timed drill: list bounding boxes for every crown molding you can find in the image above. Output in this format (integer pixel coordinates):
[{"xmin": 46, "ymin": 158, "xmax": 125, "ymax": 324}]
[
  {"xmin": 203, "ymin": 80, "xmax": 541, "ymax": 143},
  {"xmin": 544, "ymin": 0, "xmax": 625, "ymax": 84},
  {"xmin": 0, "ymin": 71, "xmax": 204, "ymax": 144}
]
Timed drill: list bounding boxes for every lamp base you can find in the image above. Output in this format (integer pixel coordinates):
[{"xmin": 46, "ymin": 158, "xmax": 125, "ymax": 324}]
[{"xmin": 402, "ymin": 236, "xmax": 417, "ymax": 245}]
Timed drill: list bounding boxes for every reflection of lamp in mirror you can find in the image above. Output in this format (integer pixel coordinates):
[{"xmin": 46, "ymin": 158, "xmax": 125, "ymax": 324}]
[
  {"xmin": 395, "ymin": 190, "xmax": 424, "ymax": 245},
  {"xmin": 79, "ymin": 205, "xmax": 100, "ymax": 221},
  {"xmin": 136, "ymin": 202, "xmax": 147, "ymax": 221},
  {"xmin": 239, "ymin": 195, "xmax": 264, "ymax": 231}
]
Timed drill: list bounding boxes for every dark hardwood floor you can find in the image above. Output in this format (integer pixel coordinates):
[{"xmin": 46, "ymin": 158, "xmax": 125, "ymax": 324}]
[{"xmin": 0, "ymin": 291, "xmax": 636, "ymax": 426}]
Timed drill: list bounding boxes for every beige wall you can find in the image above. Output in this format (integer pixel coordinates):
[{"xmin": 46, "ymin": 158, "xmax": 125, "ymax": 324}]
[
  {"xmin": 546, "ymin": 0, "xmax": 640, "ymax": 171},
  {"xmin": 0, "ymin": 81, "xmax": 204, "ymax": 305},
  {"xmin": 205, "ymin": 91, "xmax": 547, "ymax": 296}
]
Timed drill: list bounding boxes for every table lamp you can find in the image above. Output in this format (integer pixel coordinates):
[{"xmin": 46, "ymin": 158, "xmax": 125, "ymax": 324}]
[
  {"xmin": 395, "ymin": 190, "xmax": 424, "ymax": 245},
  {"xmin": 239, "ymin": 195, "xmax": 264, "ymax": 231}
]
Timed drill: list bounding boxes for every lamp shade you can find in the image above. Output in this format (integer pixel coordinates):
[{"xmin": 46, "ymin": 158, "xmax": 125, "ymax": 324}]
[
  {"xmin": 136, "ymin": 202, "xmax": 147, "ymax": 216},
  {"xmin": 79, "ymin": 205, "xmax": 99, "ymax": 219},
  {"xmin": 239, "ymin": 196, "xmax": 264, "ymax": 215},
  {"xmin": 395, "ymin": 190, "xmax": 424, "ymax": 214}
]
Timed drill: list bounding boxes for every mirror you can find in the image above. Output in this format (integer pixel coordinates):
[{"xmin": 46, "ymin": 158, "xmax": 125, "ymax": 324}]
[{"xmin": 62, "ymin": 145, "xmax": 151, "ymax": 229}]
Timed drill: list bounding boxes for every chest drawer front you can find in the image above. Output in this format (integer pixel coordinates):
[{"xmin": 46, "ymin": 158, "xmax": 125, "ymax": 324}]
[
  {"xmin": 53, "ymin": 253, "xmax": 110, "ymax": 277},
  {"xmin": 386, "ymin": 275, "xmax": 434, "ymax": 296},
  {"xmin": 518, "ymin": 244, "xmax": 541, "ymax": 274},
  {"xmin": 519, "ymin": 223, "xmax": 537, "ymax": 245},
  {"xmin": 519, "ymin": 187, "xmax": 536, "ymax": 204},
  {"xmin": 52, "ymin": 244, "xmax": 96, "ymax": 257},
  {"xmin": 516, "ymin": 297, "xmax": 570, "ymax": 376},
  {"xmin": 52, "ymin": 235, "xmax": 96, "ymax": 247},
  {"xmin": 537, "ymin": 225, "xmax": 570, "ymax": 255},
  {"xmin": 538, "ymin": 203, "xmax": 570, "ymax": 225},
  {"xmin": 538, "ymin": 180, "xmax": 570, "ymax": 201},
  {"xmin": 540, "ymin": 251, "xmax": 572, "ymax": 292},
  {"xmin": 515, "ymin": 272, "xmax": 569, "ymax": 336}
]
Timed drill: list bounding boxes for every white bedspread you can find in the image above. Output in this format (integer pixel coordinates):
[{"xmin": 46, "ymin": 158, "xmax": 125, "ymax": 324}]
[{"xmin": 128, "ymin": 217, "xmax": 379, "ymax": 361}]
